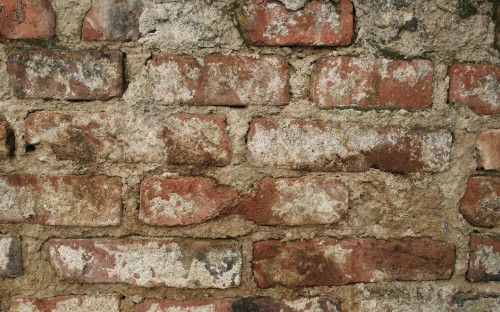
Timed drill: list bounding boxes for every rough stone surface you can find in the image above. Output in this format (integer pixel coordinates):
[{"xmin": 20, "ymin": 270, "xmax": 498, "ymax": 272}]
[
  {"xmin": 253, "ymin": 237, "xmax": 455, "ymax": 288},
  {"xmin": 148, "ymin": 54, "xmax": 289, "ymax": 106},
  {"xmin": 0, "ymin": 0, "xmax": 55, "ymax": 39},
  {"xmin": 459, "ymin": 176, "xmax": 500, "ymax": 228},
  {"xmin": 467, "ymin": 234, "xmax": 500, "ymax": 282},
  {"xmin": 7, "ymin": 50, "xmax": 124, "ymax": 100},
  {"xmin": 82, "ymin": 0, "xmax": 143, "ymax": 41},
  {"xmin": 47, "ymin": 238, "xmax": 242, "ymax": 288},
  {"xmin": 10, "ymin": 295, "xmax": 122, "ymax": 312},
  {"xmin": 247, "ymin": 118, "xmax": 452, "ymax": 172},
  {"xmin": 0, "ymin": 175, "xmax": 122, "ymax": 226},
  {"xmin": 240, "ymin": 177, "xmax": 349, "ymax": 225},
  {"xmin": 0, "ymin": 116, "xmax": 13, "ymax": 159},
  {"xmin": 135, "ymin": 297, "xmax": 340, "ymax": 312},
  {"xmin": 311, "ymin": 57, "xmax": 434, "ymax": 109},
  {"xmin": 139, "ymin": 177, "xmax": 238, "ymax": 226},
  {"xmin": 477, "ymin": 129, "xmax": 500, "ymax": 170},
  {"xmin": 236, "ymin": 0, "xmax": 354, "ymax": 46},
  {"xmin": 24, "ymin": 112, "xmax": 232, "ymax": 166},
  {"xmin": 0, "ymin": 235, "xmax": 22, "ymax": 277},
  {"xmin": 448, "ymin": 63, "xmax": 500, "ymax": 115}
]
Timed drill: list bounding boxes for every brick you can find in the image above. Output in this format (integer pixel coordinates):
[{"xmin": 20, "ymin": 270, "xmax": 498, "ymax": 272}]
[
  {"xmin": 236, "ymin": 0, "xmax": 353, "ymax": 46},
  {"xmin": 139, "ymin": 177, "xmax": 238, "ymax": 226},
  {"xmin": 148, "ymin": 54, "xmax": 289, "ymax": 106},
  {"xmin": 0, "ymin": 116, "xmax": 13, "ymax": 159},
  {"xmin": 0, "ymin": 0, "xmax": 55, "ymax": 40},
  {"xmin": 82, "ymin": 0, "xmax": 143, "ymax": 41},
  {"xmin": 47, "ymin": 238, "xmax": 241, "ymax": 288},
  {"xmin": 448, "ymin": 64, "xmax": 500, "ymax": 115},
  {"xmin": 459, "ymin": 177, "xmax": 499, "ymax": 227},
  {"xmin": 24, "ymin": 112, "xmax": 232, "ymax": 166},
  {"xmin": 0, "ymin": 234, "xmax": 22, "ymax": 277},
  {"xmin": 253, "ymin": 237, "xmax": 455, "ymax": 288},
  {"xmin": 477, "ymin": 129, "xmax": 500, "ymax": 170},
  {"xmin": 0, "ymin": 175, "xmax": 122, "ymax": 226},
  {"xmin": 311, "ymin": 57, "xmax": 434, "ymax": 109},
  {"xmin": 135, "ymin": 297, "xmax": 340, "ymax": 312},
  {"xmin": 7, "ymin": 50, "xmax": 124, "ymax": 100},
  {"xmin": 467, "ymin": 234, "xmax": 500, "ymax": 282},
  {"xmin": 240, "ymin": 177, "xmax": 349, "ymax": 225},
  {"xmin": 247, "ymin": 118, "xmax": 452, "ymax": 172},
  {"xmin": 10, "ymin": 295, "xmax": 121, "ymax": 312}
]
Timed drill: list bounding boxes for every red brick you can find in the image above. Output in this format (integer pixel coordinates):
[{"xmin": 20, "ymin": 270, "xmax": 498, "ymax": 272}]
[
  {"xmin": 0, "ymin": 234, "xmax": 22, "ymax": 277},
  {"xmin": 311, "ymin": 57, "xmax": 434, "ymax": 109},
  {"xmin": 247, "ymin": 118, "xmax": 452, "ymax": 172},
  {"xmin": 0, "ymin": 175, "xmax": 122, "ymax": 226},
  {"xmin": 253, "ymin": 237, "xmax": 455, "ymax": 288},
  {"xmin": 459, "ymin": 177, "xmax": 500, "ymax": 228},
  {"xmin": 11, "ymin": 295, "xmax": 121, "ymax": 312},
  {"xmin": 0, "ymin": 116, "xmax": 13, "ymax": 159},
  {"xmin": 148, "ymin": 54, "xmax": 289, "ymax": 106},
  {"xmin": 236, "ymin": 0, "xmax": 353, "ymax": 46},
  {"xmin": 47, "ymin": 238, "xmax": 241, "ymax": 288},
  {"xmin": 477, "ymin": 129, "xmax": 500, "ymax": 170},
  {"xmin": 24, "ymin": 112, "xmax": 232, "ymax": 166},
  {"xmin": 139, "ymin": 177, "xmax": 238, "ymax": 226},
  {"xmin": 466, "ymin": 234, "xmax": 500, "ymax": 282},
  {"xmin": 239, "ymin": 177, "xmax": 349, "ymax": 225},
  {"xmin": 7, "ymin": 50, "xmax": 124, "ymax": 100},
  {"xmin": 135, "ymin": 297, "xmax": 340, "ymax": 312},
  {"xmin": 448, "ymin": 64, "xmax": 500, "ymax": 115},
  {"xmin": 82, "ymin": 0, "xmax": 143, "ymax": 41},
  {"xmin": 0, "ymin": 0, "xmax": 55, "ymax": 40}
]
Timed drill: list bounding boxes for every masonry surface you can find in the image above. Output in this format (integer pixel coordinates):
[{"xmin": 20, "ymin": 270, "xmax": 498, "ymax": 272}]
[{"xmin": 0, "ymin": 0, "xmax": 499, "ymax": 311}]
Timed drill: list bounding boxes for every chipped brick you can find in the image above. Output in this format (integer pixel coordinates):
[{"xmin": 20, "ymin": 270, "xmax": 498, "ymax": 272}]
[
  {"xmin": 10, "ymin": 295, "xmax": 122, "ymax": 312},
  {"xmin": 477, "ymin": 129, "xmax": 500, "ymax": 170},
  {"xmin": 0, "ymin": 0, "xmax": 55, "ymax": 40},
  {"xmin": 459, "ymin": 176, "xmax": 499, "ymax": 228},
  {"xmin": 467, "ymin": 234, "xmax": 500, "ymax": 282}
]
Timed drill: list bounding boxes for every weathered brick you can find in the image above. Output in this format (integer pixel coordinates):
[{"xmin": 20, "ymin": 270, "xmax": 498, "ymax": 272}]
[
  {"xmin": 0, "ymin": 234, "xmax": 22, "ymax": 277},
  {"xmin": 135, "ymin": 297, "xmax": 340, "ymax": 312},
  {"xmin": 0, "ymin": 116, "xmax": 13, "ymax": 159},
  {"xmin": 240, "ymin": 177, "xmax": 349, "ymax": 225},
  {"xmin": 139, "ymin": 177, "xmax": 238, "ymax": 226},
  {"xmin": 253, "ymin": 237, "xmax": 455, "ymax": 288},
  {"xmin": 247, "ymin": 118, "xmax": 452, "ymax": 172},
  {"xmin": 477, "ymin": 129, "xmax": 500, "ymax": 170},
  {"xmin": 236, "ymin": 0, "xmax": 353, "ymax": 46},
  {"xmin": 82, "ymin": 0, "xmax": 143, "ymax": 41},
  {"xmin": 448, "ymin": 64, "xmax": 500, "ymax": 115},
  {"xmin": 467, "ymin": 234, "xmax": 500, "ymax": 282},
  {"xmin": 459, "ymin": 177, "xmax": 499, "ymax": 228},
  {"xmin": 0, "ymin": 175, "xmax": 122, "ymax": 226},
  {"xmin": 24, "ymin": 112, "xmax": 232, "ymax": 166},
  {"xmin": 7, "ymin": 50, "xmax": 124, "ymax": 100},
  {"xmin": 47, "ymin": 238, "xmax": 241, "ymax": 288},
  {"xmin": 311, "ymin": 57, "xmax": 434, "ymax": 109},
  {"xmin": 0, "ymin": 0, "xmax": 55, "ymax": 40},
  {"xmin": 10, "ymin": 295, "xmax": 121, "ymax": 312},
  {"xmin": 148, "ymin": 54, "xmax": 289, "ymax": 106}
]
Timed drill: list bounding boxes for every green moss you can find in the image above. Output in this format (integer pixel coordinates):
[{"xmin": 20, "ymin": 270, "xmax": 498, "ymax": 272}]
[
  {"xmin": 5, "ymin": 38, "xmax": 69, "ymax": 51},
  {"xmin": 458, "ymin": 0, "xmax": 477, "ymax": 19}
]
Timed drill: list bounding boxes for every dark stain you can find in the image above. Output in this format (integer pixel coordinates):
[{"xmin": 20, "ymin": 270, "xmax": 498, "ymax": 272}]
[
  {"xmin": 4, "ymin": 236, "xmax": 23, "ymax": 276},
  {"xmin": 458, "ymin": 0, "xmax": 477, "ymax": 19},
  {"xmin": 403, "ymin": 17, "xmax": 419, "ymax": 31},
  {"xmin": 230, "ymin": 298, "xmax": 262, "ymax": 312}
]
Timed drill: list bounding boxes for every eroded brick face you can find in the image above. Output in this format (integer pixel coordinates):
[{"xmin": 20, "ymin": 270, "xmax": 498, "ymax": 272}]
[
  {"xmin": 0, "ymin": 0, "xmax": 55, "ymax": 40},
  {"xmin": 236, "ymin": 0, "xmax": 354, "ymax": 46},
  {"xmin": 477, "ymin": 130, "xmax": 500, "ymax": 170},
  {"xmin": 311, "ymin": 57, "xmax": 434, "ymax": 109},
  {"xmin": 24, "ymin": 111, "xmax": 232, "ymax": 166},
  {"xmin": 10, "ymin": 295, "xmax": 122, "ymax": 312},
  {"xmin": 139, "ymin": 177, "xmax": 238, "ymax": 226},
  {"xmin": 148, "ymin": 54, "xmax": 289, "ymax": 105},
  {"xmin": 7, "ymin": 50, "xmax": 124, "ymax": 100},
  {"xmin": 253, "ymin": 237, "xmax": 455, "ymax": 288},
  {"xmin": 448, "ymin": 64, "xmax": 500, "ymax": 115},
  {"xmin": 459, "ymin": 177, "xmax": 500, "ymax": 228},
  {"xmin": 247, "ymin": 118, "xmax": 452, "ymax": 172},
  {"xmin": 47, "ymin": 238, "xmax": 242, "ymax": 288},
  {"xmin": 135, "ymin": 297, "xmax": 340, "ymax": 312},
  {"xmin": 0, "ymin": 175, "xmax": 122, "ymax": 226},
  {"xmin": 0, "ymin": 235, "xmax": 22, "ymax": 277},
  {"xmin": 467, "ymin": 234, "xmax": 500, "ymax": 282}
]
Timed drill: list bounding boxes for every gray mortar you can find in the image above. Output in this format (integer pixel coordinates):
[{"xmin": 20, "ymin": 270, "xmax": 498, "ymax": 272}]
[{"xmin": 0, "ymin": 0, "xmax": 499, "ymax": 311}]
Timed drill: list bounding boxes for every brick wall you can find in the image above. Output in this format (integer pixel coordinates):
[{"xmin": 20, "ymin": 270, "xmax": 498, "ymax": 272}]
[{"xmin": 0, "ymin": 0, "xmax": 499, "ymax": 311}]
